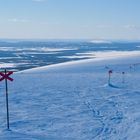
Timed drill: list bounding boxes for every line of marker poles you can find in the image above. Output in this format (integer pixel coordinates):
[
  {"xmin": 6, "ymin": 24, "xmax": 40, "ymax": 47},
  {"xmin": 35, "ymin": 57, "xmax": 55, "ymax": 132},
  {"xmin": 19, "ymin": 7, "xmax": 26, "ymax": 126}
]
[{"xmin": 108, "ymin": 70, "xmax": 125, "ymax": 85}]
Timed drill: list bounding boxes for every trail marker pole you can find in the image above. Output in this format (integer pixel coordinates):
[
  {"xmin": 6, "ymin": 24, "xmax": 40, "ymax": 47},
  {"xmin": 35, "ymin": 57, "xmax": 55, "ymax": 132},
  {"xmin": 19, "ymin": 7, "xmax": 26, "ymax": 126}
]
[
  {"xmin": 122, "ymin": 72, "xmax": 125, "ymax": 83},
  {"xmin": 0, "ymin": 69, "xmax": 13, "ymax": 130},
  {"xmin": 129, "ymin": 65, "xmax": 132, "ymax": 73},
  {"xmin": 108, "ymin": 70, "xmax": 112, "ymax": 85},
  {"xmin": 5, "ymin": 71, "xmax": 10, "ymax": 130}
]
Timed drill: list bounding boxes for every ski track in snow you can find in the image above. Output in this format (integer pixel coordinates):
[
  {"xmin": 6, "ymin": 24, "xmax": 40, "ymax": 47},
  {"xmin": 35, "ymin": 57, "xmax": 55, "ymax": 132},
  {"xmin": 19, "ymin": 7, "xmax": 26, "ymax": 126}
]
[{"xmin": 0, "ymin": 55, "xmax": 140, "ymax": 140}]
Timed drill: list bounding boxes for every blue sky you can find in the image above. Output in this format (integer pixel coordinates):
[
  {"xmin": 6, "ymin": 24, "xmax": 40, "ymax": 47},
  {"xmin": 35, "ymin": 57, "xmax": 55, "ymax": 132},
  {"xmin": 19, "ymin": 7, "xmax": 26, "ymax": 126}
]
[{"xmin": 0, "ymin": 0, "xmax": 140, "ymax": 40}]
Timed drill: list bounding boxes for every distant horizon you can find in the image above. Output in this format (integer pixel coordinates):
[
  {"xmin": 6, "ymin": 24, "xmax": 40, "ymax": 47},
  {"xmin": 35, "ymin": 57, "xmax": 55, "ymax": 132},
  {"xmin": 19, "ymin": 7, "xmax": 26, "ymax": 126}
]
[{"xmin": 0, "ymin": 38, "xmax": 140, "ymax": 42}]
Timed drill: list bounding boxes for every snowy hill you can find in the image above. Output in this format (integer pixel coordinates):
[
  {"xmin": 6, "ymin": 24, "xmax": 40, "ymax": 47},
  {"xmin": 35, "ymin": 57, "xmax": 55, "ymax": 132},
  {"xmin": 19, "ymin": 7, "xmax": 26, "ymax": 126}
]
[{"xmin": 0, "ymin": 54, "xmax": 140, "ymax": 140}]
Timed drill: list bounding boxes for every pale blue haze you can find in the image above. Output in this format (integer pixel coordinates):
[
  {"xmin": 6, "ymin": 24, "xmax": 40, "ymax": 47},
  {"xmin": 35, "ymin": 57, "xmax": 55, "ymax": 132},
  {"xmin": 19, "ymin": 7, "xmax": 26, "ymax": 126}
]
[{"xmin": 0, "ymin": 0, "xmax": 140, "ymax": 39}]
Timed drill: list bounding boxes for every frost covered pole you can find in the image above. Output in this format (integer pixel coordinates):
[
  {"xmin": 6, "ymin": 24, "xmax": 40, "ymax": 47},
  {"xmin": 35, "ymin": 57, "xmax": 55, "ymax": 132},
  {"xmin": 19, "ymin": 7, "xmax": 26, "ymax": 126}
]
[
  {"xmin": 108, "ymin": 70, "xmax": 112, "ymax": 85},
  {"xmin": 0, "ymin": 69, "xmax": 13, "ymax": 130}
]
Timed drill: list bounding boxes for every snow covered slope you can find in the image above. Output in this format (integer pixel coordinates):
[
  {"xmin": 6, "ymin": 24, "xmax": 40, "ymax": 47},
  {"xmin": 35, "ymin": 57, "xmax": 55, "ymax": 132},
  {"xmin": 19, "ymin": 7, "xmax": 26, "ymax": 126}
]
[{"xmin": 0, "ymin": 55, "xmax": 140, "ymax": 140}]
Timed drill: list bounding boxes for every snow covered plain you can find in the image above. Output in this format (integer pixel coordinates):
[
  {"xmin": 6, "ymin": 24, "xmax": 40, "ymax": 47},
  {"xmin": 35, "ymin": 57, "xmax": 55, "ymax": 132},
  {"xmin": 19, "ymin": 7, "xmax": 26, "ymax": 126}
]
[{"xmin": 0, "ymin": 54, "xmax": 140, "ymax": 140}]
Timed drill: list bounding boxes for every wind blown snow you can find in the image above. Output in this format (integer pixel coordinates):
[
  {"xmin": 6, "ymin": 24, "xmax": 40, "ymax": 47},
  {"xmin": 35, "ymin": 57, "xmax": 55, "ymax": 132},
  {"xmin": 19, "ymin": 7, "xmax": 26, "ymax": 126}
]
[{"xmin": 0, "ymin": 54, "xmax": 140, "ymax": 140}]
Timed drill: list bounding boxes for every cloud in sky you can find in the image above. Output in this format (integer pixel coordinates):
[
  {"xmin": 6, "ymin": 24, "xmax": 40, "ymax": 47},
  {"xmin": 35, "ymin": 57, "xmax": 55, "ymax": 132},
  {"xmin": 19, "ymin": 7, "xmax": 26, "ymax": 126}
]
[
  {"xmin": 124, "ymin": 25, "xmax": 140, "ymax": 30},
  {"xmin": 8, "ymin": 18, "xmax": 29, "ymax": 23},
  {"xmin": 97, "ymin": 24, "xmax": 140, "ymax": 31},
  {"xmin": 96, "ymin": 25, "xmax": 112, "ymax": 29}
]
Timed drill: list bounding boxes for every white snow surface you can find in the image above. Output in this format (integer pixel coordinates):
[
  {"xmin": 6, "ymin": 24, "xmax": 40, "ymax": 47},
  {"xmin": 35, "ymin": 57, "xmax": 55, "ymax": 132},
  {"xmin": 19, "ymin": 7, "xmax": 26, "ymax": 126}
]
[{"xmin": 0, "ymin": 54, "xmax": 140, "ymax": 140}]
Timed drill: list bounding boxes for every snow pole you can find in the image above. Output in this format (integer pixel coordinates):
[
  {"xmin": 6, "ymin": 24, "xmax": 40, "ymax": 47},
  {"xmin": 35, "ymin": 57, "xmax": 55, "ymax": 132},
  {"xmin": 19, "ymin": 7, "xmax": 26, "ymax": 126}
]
[
  {"xmin": 0, "ymin": 69, "xmax": 13, "ymax": 130},
  {"xmin": 122, "ymin": 72, "xmax": 125, "ymax": 83},
  {"xmin": 5, "ymin": 69, "xmax": 10, "ymax": 130},
  {"xmin": 129, "ymin": 65, "xmax": 132, "ymax": 73},
  {"xmin": 108, "ymin": 70, "xmax": 112, "ymax": 85}
]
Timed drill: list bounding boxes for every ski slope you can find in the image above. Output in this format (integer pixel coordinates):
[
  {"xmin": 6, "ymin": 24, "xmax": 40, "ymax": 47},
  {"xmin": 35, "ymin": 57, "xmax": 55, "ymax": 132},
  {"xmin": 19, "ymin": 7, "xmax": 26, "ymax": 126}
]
[{"xmin": 0, "ymin": 54, "xmax": 140, "ymax": 140}]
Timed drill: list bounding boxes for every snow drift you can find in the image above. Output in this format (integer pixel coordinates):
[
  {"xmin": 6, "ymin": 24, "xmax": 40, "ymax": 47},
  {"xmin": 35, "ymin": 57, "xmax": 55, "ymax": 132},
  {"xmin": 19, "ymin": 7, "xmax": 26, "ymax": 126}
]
[{"xmin": 0, "ymin": 54, "xmax": 140, "ymax": 140}]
